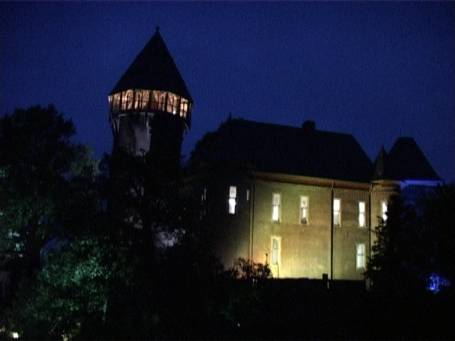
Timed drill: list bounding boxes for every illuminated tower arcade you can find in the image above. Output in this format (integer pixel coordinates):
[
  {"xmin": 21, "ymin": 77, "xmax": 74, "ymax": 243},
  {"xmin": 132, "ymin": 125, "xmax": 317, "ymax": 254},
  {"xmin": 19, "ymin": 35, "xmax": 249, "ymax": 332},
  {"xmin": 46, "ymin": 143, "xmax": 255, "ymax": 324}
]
[{"xmin": 108, "ymin": 28, "xmax": 193, "ymax": 168}]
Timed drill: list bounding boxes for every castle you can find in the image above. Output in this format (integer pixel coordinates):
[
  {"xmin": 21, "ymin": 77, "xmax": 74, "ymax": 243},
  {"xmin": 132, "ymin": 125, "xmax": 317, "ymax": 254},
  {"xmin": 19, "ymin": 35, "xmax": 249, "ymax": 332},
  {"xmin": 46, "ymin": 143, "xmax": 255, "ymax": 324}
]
[{"xmin": 109, "ymin": 29, "xmax": 441, "ymax": 280}]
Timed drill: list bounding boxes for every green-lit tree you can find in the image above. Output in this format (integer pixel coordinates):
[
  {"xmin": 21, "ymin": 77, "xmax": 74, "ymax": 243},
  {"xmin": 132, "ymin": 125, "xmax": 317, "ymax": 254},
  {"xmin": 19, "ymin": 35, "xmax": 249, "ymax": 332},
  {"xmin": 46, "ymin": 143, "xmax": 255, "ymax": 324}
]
[
  {"xmin": 0, "ymin": 105, "xmax": 89, "ymax": 280},
  {"xmin": 0, "ymin": 105, "xmax": 110, "ymax": 337},
  {"xmin": 8, "ymin": 236, "xmax": 114, "ymax": 339}
]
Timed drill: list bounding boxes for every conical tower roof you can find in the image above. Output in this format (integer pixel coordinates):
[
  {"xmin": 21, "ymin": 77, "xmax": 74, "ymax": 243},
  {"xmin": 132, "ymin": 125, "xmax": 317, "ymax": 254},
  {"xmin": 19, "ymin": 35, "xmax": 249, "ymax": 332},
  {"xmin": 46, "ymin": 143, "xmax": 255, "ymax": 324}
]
[
  {"xmin": 387, "ymin": 137, "xmax": 440, "ymax": 180},
  {"xmin": 110, "ymin": 28, "xmax": 192, "ymax": 101},
  {"xmin": 372, "ymin": 138, "xmax": 440, "ymax": 181}
]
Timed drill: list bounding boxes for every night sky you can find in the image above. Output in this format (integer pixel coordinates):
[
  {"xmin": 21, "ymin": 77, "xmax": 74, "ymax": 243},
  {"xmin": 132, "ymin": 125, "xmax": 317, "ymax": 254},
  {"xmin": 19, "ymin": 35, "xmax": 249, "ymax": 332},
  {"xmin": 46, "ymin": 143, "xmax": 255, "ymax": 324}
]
[{"xmin": 1, "ymin": 2, "xmax": 454, "ymax": 181}]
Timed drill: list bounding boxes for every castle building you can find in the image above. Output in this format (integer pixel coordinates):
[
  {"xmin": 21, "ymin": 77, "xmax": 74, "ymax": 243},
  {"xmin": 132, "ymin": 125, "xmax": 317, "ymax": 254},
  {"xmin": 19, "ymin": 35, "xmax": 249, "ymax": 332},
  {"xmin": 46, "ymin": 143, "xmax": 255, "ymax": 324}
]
[
  {"xmin": 189, "ymin": 119, "xmax": 441, "ymax": 280},
  {"xmin": 110, "ymin": 29, "xmax": 441, "ymax": 280}
]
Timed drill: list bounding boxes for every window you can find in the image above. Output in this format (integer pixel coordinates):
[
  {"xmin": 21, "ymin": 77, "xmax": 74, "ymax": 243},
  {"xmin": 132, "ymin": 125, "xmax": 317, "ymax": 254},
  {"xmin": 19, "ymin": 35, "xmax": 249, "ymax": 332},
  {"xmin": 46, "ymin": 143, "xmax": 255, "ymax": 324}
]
[
  {"xmin": 271, "ymin": 236, "xmax": 281, "ymax": 266},
  {"xmin": 121, "ymin": 91, "xmax": 127, "ymax": 110},
  {"xmin": 246, "ymin": 189, "xmax": 250, "ymax": 202},
  {"xmin": 272, "ymin": 193, "xmax": 281, "ymax": 222},
  {"xmin": 180, "ymin": 99, "xmax": 188, "ymax": 118},
  {"xmin": 151, "ymin": 90, "xmax": 160, "ymax": 111},
  {"xmin": 134, "ymin": 90, "xmax": 142, "ymax": 110},
  {"xmin": 201, "ymin": 187, "xmax": 207, "ymax": 203},
  {"xmin": 112, "ymin": 93, "xmax": 120, "ymax": 112},
  {"xmin": 333, "ymin": 198, "xmax": 341, "ymax": 227},
  {"xmin": 356, "ymin": 243, "xmax": 366, "ymax": 269},
  {"xmin": 300, "ymin": 196, "xmax": 309, "ymax": 224},
  {"xmin": 125, "ymin": 90, "xmax": 133, "ymax": 110},
  {"xmin": 140, "ymin": 90, "xmax": 150, "ymax": 110},
  {"xmin": 381, "ymin": 201, "xmax": 388, "ymax": 222},
  {"xmin": 200, "ymin": 187, "xmax": 208, "ymax": 219},
  {"xmin": 228, "ymin": 186, "xmax": 237, "ymax": 214},
  {"xmin": 358, "ymin": 201, "xmax": 366, "ymax": 228},
  {"xmin": 167, "ymin": 93, "xmax": 178, "ymax": 114}
]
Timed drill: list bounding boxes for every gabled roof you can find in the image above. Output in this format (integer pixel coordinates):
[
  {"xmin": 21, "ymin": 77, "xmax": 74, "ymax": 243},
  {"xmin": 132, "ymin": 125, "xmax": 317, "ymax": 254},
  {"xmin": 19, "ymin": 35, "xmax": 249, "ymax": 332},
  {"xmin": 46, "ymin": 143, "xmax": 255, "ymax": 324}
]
[
  {"xmin": 191, "ymin": 118, "xmax": 374, "ymax": 182},
  {"xmin": 373, "ymin": 137, "xmax": 440, "ymax": 181},
  {"xmin": 111, "ymin": 28, "xmax": 192, "ymax": 101}
]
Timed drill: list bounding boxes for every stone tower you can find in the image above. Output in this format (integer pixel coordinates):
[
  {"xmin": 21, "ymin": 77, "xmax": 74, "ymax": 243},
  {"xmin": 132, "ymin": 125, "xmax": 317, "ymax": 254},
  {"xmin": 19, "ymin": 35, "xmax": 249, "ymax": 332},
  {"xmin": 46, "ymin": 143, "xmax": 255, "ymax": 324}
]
[{"xmin": 108, "ymin": 28, "xmax": 193, "ymax": 169}]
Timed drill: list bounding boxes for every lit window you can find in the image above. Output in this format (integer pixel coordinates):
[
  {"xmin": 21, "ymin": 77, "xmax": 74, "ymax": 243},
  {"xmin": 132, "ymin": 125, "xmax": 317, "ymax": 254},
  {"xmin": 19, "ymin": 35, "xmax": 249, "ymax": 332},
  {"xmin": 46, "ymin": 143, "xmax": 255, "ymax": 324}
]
[
  {"xmin": 141, "ymin": 90, "xmax": 150, "ymax": 110},
  {"xmin": 300, "ymin": 196, "xmax": 309, "ymax": 224},
  {"xmin": 271, "ymin": 236, "xmax": 281, "ymax": 266},
  {"xmin": 113, "ymin": 93, "xmax": 120, "ymax": 111},
  {"xmin": 272, "ymin": 193, "xmax": 281, "ymax": 222},
  {"xmin": 121, "ymin": 91, "xmax": 127, "ymax": 110},
  {"xmin": 356, "ymin": 243, "xmax": 366, "ymax": 269},
  {"xmin": 180, "ymin": 99, "xmax": 188, "ymax": 118},
  {"xmin": 228, "ymin": 186, "xmax": 237, "ymax": 214},
  {"xmin": 333, "ymin": 198, "xmax": 341, "ymax": 227},
  {"xmin": 126, "ymin": 90, "xmax": 133, "ymax": 110},
  {"xmin": 160, "ymin": 92, "xmax": 167, "ymax": 111},
  {"xmin": 381, "ymin": 201, "xmax": 388, "ymax": 222},
  {"xmin": 134, "ymin": 90, "xmax": 142, "ymax": 110},
  {"xmin": 151, "ymin": 90, "xmax": 160, "ymax": 110},
  {"xmin": 358, "ymin": 201, "xmax": 366, "ymax": 228},
  {"xmin": 167, "ymin": 93, "xmax": 178, "ymax": 114},
  {"xmin": 246, "ymin": 189, "xmax": 250, "ymax": 202}
]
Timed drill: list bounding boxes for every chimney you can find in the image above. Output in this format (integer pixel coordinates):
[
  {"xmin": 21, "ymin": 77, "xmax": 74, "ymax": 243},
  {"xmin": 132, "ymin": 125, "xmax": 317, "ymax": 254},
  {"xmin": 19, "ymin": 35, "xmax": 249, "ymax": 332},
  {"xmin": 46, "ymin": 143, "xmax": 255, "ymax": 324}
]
[{"xmin": 302, "ymin": 120, "xmax": 316, "ymax": 132}]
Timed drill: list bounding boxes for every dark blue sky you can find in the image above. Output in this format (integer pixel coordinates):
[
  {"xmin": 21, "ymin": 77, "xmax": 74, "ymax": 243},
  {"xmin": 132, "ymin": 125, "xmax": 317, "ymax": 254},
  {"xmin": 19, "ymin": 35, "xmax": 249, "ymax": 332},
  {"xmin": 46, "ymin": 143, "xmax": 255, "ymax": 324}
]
[{"xmin": 1, "ymin": 2, "xmax": 454, "ymax": 181}]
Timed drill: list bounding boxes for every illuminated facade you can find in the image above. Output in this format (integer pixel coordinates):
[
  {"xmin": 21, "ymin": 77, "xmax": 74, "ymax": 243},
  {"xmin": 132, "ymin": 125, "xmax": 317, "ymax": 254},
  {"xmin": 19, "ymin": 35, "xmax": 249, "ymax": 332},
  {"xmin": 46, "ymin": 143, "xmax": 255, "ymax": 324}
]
[{"xmin": 190, "ymin": 119, "xmax": 441, "ymax": 280}]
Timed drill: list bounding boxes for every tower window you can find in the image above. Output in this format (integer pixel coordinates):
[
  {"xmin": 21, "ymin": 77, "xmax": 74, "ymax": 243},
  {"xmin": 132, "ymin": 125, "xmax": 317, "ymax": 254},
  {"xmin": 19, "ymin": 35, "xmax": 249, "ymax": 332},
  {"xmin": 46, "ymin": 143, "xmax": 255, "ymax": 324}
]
[
  {"xmin": 272, "ymin": 193, "xmax": 281, "ymax": 222},
  {"xmin": 228, "ymin": 186, "xmax": 237, "ymax": 215},
  {"xmin": 126, "ymin": 90, "xmax": 133, "ymax": 110},
  {"xmin": 180, "ymin": 99, "xmax": 188, "ymax": 118},
  {"xmin": 134, "ymin": 90, "xmax": 142, "ymax": 110},
  {"xmin": 140, "ymin": 90, "xmax": 150, "ymax": 110},
  {"xmin": 358, "ymin": 201, "xmax": 366, "ymax": 228},
  {"xmin": 381, "ymin": 201, "xmax": 388, "ymax": 222},
  {"xmin": 356, "ymin": 243, "xmax": 366, "ymax": 269},
  {"xmin": 333, "ymin": 198, "xmax": 341, "ymax": 227},
  {"xmin": 167, "ymin": 93, "xmax": 178, "ymax": 114},
  {"xmin": 300, "ymin": 196, "xmax": 309, "ymax": 225},
  {"xmin": 121, "ymin": 91, "xmax": 127, "ymax": 110},
  {"xmin": 112, "ymin": 93, "xmax": 120, "ymax": 112}
]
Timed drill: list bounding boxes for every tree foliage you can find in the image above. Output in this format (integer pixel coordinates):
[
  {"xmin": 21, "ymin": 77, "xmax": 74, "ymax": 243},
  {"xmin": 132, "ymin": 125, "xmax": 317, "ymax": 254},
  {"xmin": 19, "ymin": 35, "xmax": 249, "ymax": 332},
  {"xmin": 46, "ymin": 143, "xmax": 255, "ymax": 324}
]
[
  {"xmin": 0, "ymin": 105, "xmax": 90, "ymax": 277},
  {"xmin": 0, "ymin": 106, "xmax": 107, "ymax": 337},
  {"xmin": 9, "ymin": 236, "xmax": 113, "ymax": 339},
  {"xmin": 229, "ymin": 257, "xmax": 271, "ymax": 282},
  {"xmin": 3, "ymin": 105, "xmax": 454, "ymax": 339},
  {"xmin": 367, "ymin": 185, "xmax": 455, "ymax": 296}
]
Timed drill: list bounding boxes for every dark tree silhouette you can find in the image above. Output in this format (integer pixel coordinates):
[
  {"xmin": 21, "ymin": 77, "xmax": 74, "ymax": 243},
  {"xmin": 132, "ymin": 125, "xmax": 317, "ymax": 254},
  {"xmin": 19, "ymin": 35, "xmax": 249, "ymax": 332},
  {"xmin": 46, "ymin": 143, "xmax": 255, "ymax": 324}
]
[
  {"xmin": 420, "ymin": 184, "xmax": 455, "ymax": 292},
  {"xmin": 366, "ymin": 194, "xmax": 427, "ymax": 296}
]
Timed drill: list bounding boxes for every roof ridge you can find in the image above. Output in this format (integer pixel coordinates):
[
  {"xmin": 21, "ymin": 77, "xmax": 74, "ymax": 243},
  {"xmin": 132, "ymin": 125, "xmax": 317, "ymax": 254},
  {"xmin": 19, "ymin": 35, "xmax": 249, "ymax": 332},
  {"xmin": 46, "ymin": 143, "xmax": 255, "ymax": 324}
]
[{"xmin": 227, "ymin": 117, "xmax": 356, "ymax": 138}]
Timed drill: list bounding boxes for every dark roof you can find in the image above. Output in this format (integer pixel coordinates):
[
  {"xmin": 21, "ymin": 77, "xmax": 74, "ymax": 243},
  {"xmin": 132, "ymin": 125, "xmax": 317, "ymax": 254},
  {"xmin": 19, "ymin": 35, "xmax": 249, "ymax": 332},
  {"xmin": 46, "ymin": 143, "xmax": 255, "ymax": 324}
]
[
  {"xmin": 191, "ymin": 118, "xmax": 374, "ymax": 182},
  {"xmin": 110, "ymin": 28, "xmax": 192, "ymax": 101},
  {"xmin": 372, "ymin": 146, "xmax": 390, "ymax": 180},
  {"xmin": 373, "ymin": 137, "xmax": 440, "ymax": 181}
]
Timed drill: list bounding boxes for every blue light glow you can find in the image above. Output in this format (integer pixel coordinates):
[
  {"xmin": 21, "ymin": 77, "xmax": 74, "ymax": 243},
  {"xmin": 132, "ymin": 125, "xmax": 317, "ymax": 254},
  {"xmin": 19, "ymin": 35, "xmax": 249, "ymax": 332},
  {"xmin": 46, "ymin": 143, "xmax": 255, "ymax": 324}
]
[{"xmin": 427, "ymin": 273, "xmax": 450, "ymax": 293}]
